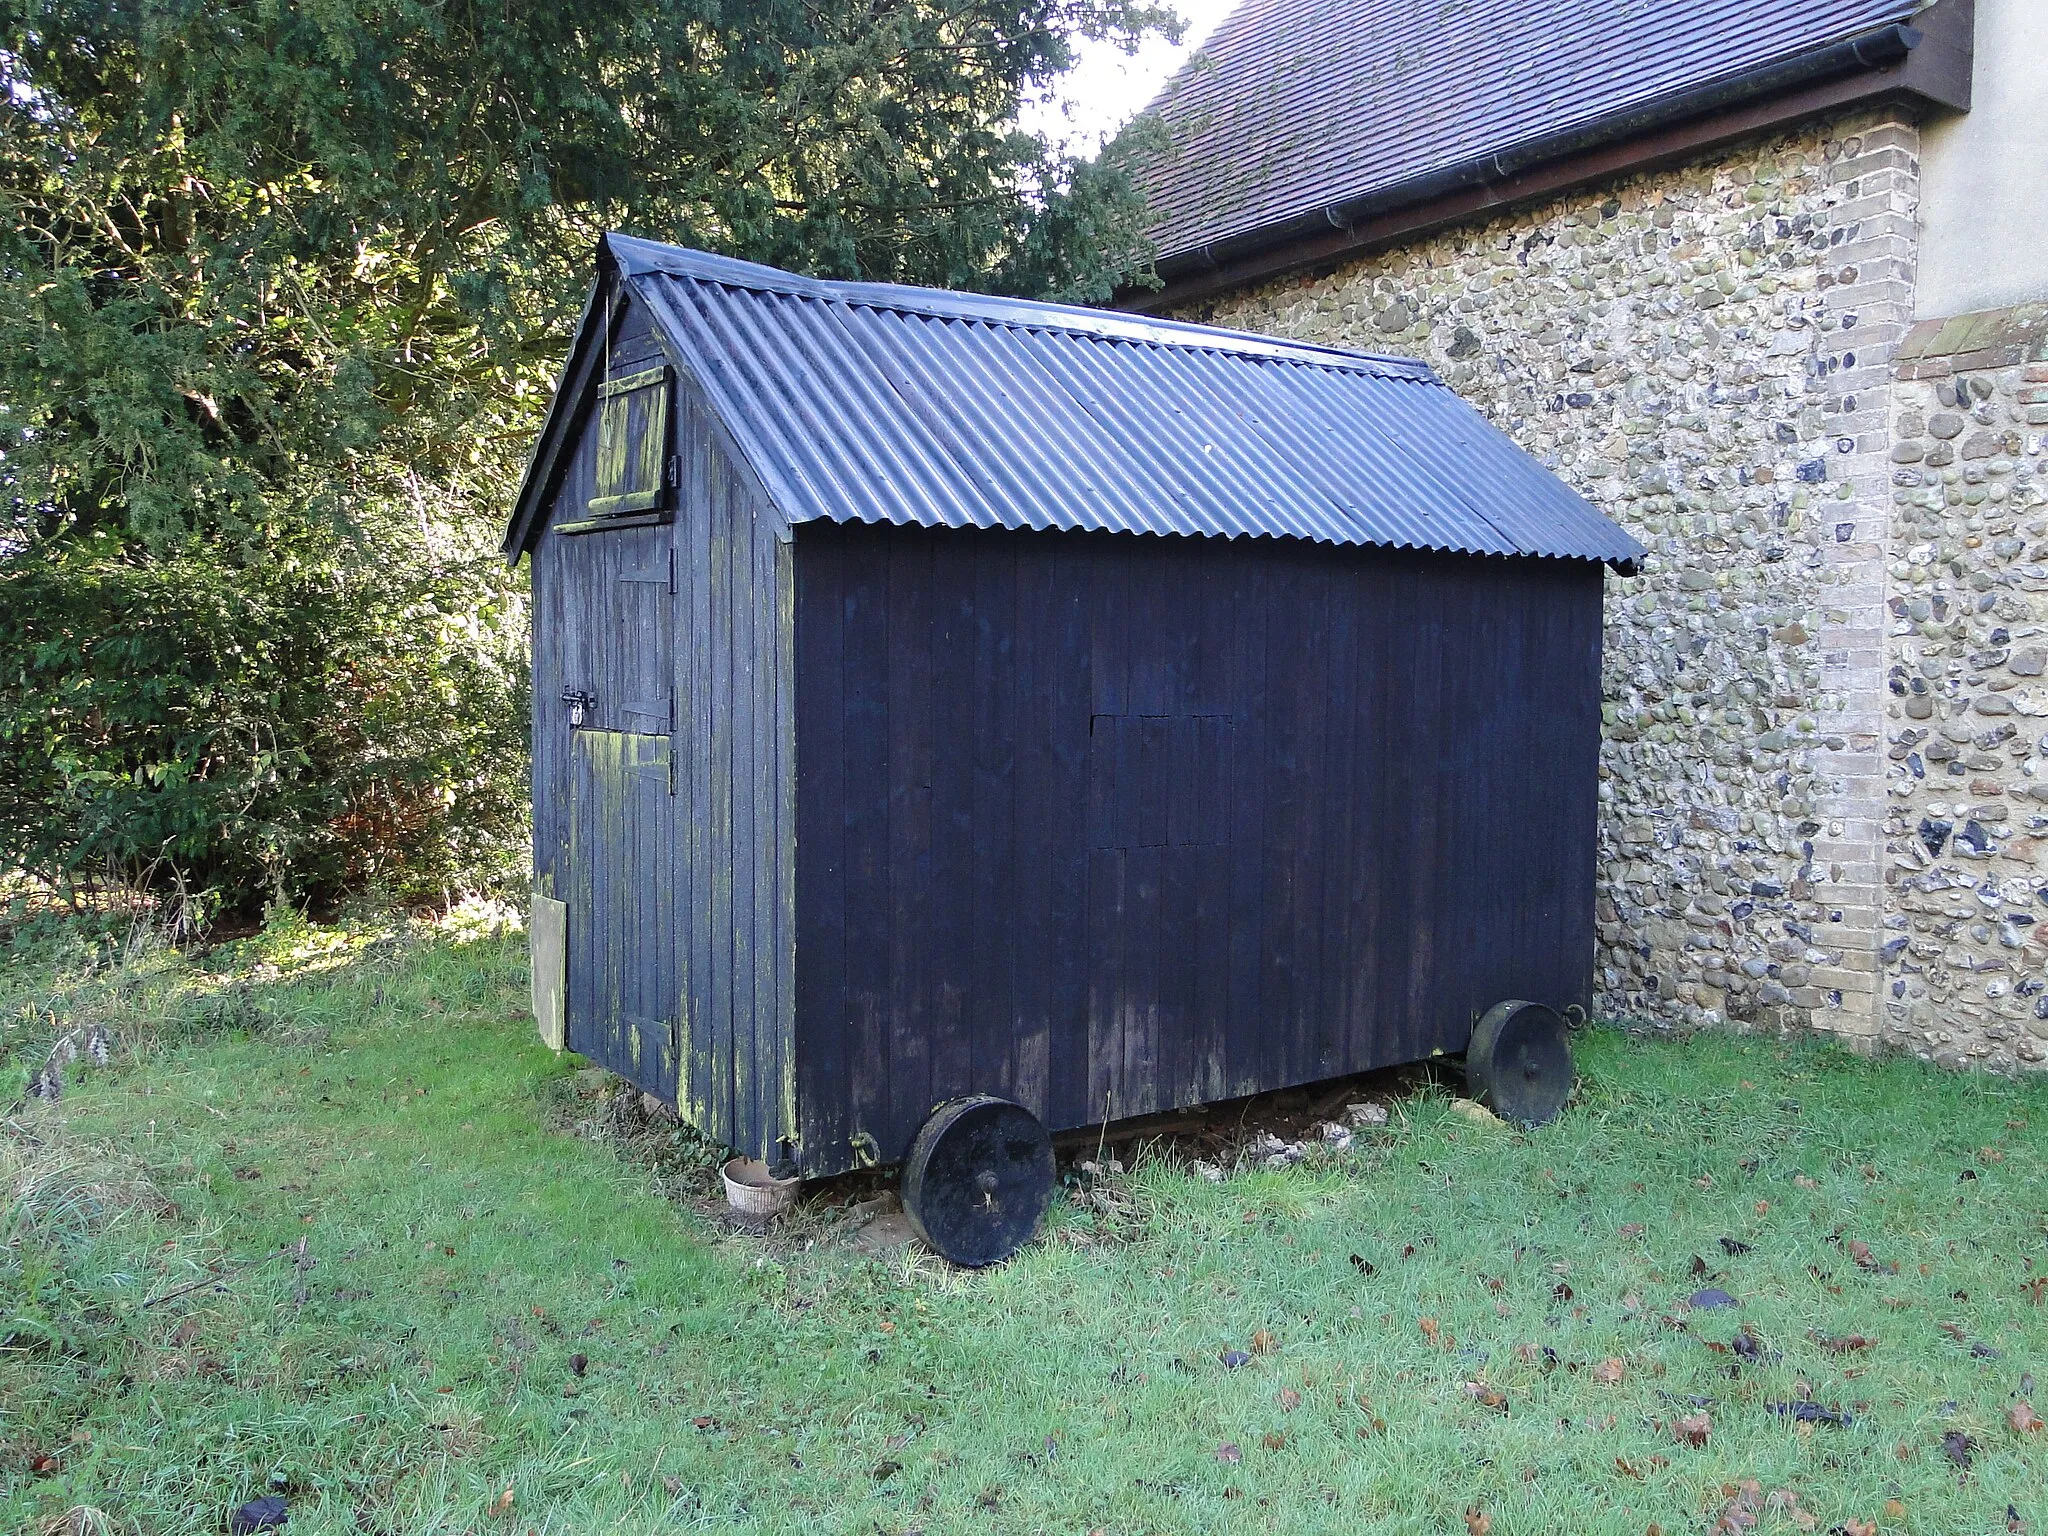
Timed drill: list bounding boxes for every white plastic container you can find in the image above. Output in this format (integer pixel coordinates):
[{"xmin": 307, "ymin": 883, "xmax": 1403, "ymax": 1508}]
[{"xmin": 721, "ymin": 1157, "xmax": 799, "ymax": 1219}]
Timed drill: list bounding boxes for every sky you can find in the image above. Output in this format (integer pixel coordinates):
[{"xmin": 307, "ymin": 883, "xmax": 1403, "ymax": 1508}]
[{"xmin": 1017, "ymin": 0, "xmax": 1241, "ymax": 155}]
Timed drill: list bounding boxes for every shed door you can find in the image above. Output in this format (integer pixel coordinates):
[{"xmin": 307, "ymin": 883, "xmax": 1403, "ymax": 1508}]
[
  {"xmin": 568, "ymin": 730, "xmax": 680, "ymax": 1099},
  {"xmin": 557, "ymin": 517, "xmax": 681, "ymax": 1103}
]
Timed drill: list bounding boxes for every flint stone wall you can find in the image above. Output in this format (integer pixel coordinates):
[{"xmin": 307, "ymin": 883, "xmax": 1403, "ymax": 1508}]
[
  {"xmin": 1182, "ymin": 109, "xmax": 1947, "ymax": 1058},
  {"xmin": 1882, "ymin": 308, "xmax": 2048, "ymax": 1068}
]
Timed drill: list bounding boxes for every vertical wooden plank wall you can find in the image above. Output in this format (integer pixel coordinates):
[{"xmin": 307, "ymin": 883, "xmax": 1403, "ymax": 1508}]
[
  {"xmin": 793, "ymin": 524, "xmax": 1603, "ymax": 1175},
  {"xmin": 676, "ymin": 375, "xmax": 796, "ymax": 1165},
  {"xmin": 533, "ymin": 296, "xmax": 796, "ymax": 1165}
]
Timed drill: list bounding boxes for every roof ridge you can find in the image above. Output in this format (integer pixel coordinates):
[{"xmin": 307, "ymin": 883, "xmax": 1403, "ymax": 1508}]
[{"xmin": 600, "ymin": 233, "xmax": 1435, "ymax": 380}]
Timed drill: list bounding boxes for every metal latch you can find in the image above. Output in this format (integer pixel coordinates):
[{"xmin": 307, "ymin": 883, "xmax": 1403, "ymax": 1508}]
[{"xmin": 561, "ymin": 687, "xmax": 595, "ymax": 727}]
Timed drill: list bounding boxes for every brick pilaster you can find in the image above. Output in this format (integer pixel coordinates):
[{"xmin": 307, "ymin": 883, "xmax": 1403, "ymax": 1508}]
[{"xmin": 1805, "ymin": 118, "xmax": 1919, "ymax": 1045}]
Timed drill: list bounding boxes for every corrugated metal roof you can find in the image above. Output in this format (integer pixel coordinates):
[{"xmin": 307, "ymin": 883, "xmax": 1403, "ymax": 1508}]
[
  {"xmin": 1134, "ymin": 0, "xmax": 1925, "ymax": 265},
  {"xmin": 512, "ymin": 235, "xmax": 1643, "ymax": 569}
]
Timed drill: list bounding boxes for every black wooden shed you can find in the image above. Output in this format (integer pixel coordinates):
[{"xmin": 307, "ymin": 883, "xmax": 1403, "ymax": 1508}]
[{"xmin": 505, "ymin": 235, "xmax": 1644, "ymax": 1258}]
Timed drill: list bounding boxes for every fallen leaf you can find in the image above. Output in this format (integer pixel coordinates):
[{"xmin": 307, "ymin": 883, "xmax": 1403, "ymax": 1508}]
[
  {"xmin": 1260, "ymin": 1430, "xmax": 1286, "ymax": 1450},
  {"xmin": 1250, "ymin": 1328, "xmax": 1277, "ymax": 1355},
  {"xmin": 1461, "ymin": 1380, "xmax": 1509, "ymax": 1413},
  {"xmin": 1619, "ymin": 1223, "xmax": 1645, "ymax": 1239},
  {"xmin": 1464, "ymin": 1509, "xmax": 1492, "ymax": 1536},
  {"xmin": 230, "ymin": 1497, "xmax": 290, "ymax": 1535},
  {"xmin": 2008, "ymin": 1401, "xmax": 2044, "ymax": 1436},
  {"xmin": 871, "ymin": 1460, "xmax": 902, "ymax": 1481},
  {"xmin": 1215, "ymin": 1442, "xmax": 1242, "ymax": 1465},
  {"xmin": 1687, "ymin": 1288, "xmax": 1737, "ymax": 1310},
  {"xmin": 1593, "ymin": 1358, "xmax": 1625, "ymax": 1385},
  {"xmin": 1419, "ymin": 1317, "xmax": 1440, "ymax": 1344},
  {"xmin": 1277, "ymin": 1388, "xmax": 1301, "ymax": 1411},
  {"xmin": 488, "ymin": 1486, "xmax": 515, "ymax": 1518},
  {"xmin": 1707, "ymin": 1478, "xmax": 1761, "ymax": 1534},
  {"xmin": 1794, "ymin": 1174, "xmax": 1819, "ymax": 1190},
  {"xmin": 569, "ymin": 1352, "xmax": 588, "ymax": 1377},
  {"xmin": 1349, "ymin": 1253, "xmax": 1376, "ymax": 1275},
  {"xmin": 1839, "ymin": 1521, "xmax": 1876, "ymax": 1536},
  {"xmin": 1719, "ymin": 1237, "xmax": 1753, "ymax": 1256},
  {"xmin": 1846, "ymin": 1240, "xmax": 1894, "ymax": 1273},
  {"xmin": 1942, "ymin": 1429, "xmax": 1975, "ymax": 1469},
  {"xmin": 1884, "ymin": 1499, "xmax": 1907, "ymax": 1520},
  {"xmin": 1672, "ymin": 1412, "xmax": 1711, "ymax": 1447},
  {"xmin": 1812, "ymin": 1332, "xmax": 1875, "ymax": 1354},
  {"xmin": 1219, "ymin": 1349, "xmax": 1250, "ymax": 1369}
]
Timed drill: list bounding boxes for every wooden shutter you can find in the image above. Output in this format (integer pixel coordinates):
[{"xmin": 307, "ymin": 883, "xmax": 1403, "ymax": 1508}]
[{"xmin": 589, "ymin": 366, "xmax": 672, "ymax": 517}]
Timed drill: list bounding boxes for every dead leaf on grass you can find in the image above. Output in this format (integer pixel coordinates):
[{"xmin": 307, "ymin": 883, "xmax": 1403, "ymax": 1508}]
[
  {"xmin": 1846, "ymin": 1239, "xmax": 1895, "ymax": 1273},
  {"xmin": 1276, "ymin": 1388, "xmax": 1301, "ymax": 1411},
  {"xmin": 1812, "ymin": 1332, "xmax": 1875, "ymax": 1354},
  {"xmin": 1461, "ymin": 1381, "xmax": 1509, "ymax": 1413},
  {"xmin": 1250, "ymin": 1328, "xmax": 1277, "ymax": 1355},
  {"xmin": 1463, "ymin": 1509, "xmax": 1491, "ymax": 1536},
  {"xmin": 2008, "ymin": 1401, "xmax": 2044, "ymax": 1436},
  {"xmin": 1592, "ymin": 1358, "xmax": 1625, "ymax": 1385},
  {"xmin": 1706, "ymin": 1479, "xmax": 1761, "ymax": 1534},
  {"xmin": 1672, "ymin": 1412, "xmax": 1711, "ymax": 1448},
  {"xmin": 1942, "ymin": 1429, "xmax": 1975, "ymax": 1469},
  {"xmin": 1215, "ymin": 1442, "xmax": 1242, "ymax": 1465},
  {"xmin": 1260, "ymin": 1430, "xmax": 1286, "ymax": 1450}
]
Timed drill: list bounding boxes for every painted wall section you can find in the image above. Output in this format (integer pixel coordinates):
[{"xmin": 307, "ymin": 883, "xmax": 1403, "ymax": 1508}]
[{"xmin": 1917, "ymin": 0, "xmax": 2048, "ymax": 319}]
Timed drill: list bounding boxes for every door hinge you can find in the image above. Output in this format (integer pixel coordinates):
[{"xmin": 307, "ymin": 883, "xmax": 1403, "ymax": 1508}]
[
  {"xmin": 665, "ymin": 454, "xmax": 681, "ymax": 490},
  {"xmin": 561, "ymin": 687, "xmax": 595, "ymax": 727}
]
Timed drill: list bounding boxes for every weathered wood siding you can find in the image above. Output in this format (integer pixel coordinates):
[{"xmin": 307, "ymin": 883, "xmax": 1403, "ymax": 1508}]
[
  {"xmin": 791, "ymin": 524, "xmax": 1602, "ymax": 1174},
  {"xmin": 531, "ymin": 293, "xmax": 795, "ymax": 1163}
]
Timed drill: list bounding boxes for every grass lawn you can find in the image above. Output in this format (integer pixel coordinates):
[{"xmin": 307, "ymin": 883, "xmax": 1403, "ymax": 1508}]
[{"xmin": 4, "ymin": 905, "xmax": 2047, "ymax": 1536}]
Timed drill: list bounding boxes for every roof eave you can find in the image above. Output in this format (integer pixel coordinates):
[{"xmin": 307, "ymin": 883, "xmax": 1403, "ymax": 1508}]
[{"xmin": 1121, "ymin": 1, "xmax": 1974, "ymax": 314}]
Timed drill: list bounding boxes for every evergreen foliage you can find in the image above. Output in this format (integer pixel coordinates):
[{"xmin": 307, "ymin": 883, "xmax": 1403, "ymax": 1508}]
[{"xmin": 0, "ymin": 0, "xmax": 1170, "ymax": 914}]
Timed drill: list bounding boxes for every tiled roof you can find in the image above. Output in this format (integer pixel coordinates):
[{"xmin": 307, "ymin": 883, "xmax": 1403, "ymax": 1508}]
[{"xmin": 1134, "ymin": 0, "xmax": 1925, "ymax": 266}]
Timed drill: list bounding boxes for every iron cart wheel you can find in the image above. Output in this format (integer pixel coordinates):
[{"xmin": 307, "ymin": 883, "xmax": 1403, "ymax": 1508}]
[
  {"xmin": 901, "ymin": 1096, "xmax": 1056, "ymax": 1267},
  {"xmin": 1466, "ymin": 1000, "xmax": 1575, "ymax": 1128}
]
